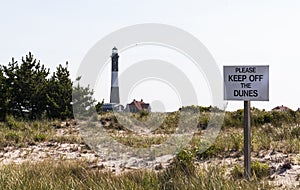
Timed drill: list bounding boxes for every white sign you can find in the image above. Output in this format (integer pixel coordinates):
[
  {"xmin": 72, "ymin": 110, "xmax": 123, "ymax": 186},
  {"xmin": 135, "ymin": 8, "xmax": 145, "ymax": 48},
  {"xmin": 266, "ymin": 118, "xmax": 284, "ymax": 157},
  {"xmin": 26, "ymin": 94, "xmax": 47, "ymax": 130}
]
[{"xmin": 224, "ymin": 65, "xmax": 269, "ymax": 101}]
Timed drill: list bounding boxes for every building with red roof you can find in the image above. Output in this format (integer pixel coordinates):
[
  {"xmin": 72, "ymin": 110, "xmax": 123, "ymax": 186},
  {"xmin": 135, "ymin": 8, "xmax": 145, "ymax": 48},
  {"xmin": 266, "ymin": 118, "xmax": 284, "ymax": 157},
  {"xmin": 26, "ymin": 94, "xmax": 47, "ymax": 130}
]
[
  {"xmin": 272, "ymin": 105, "xmax": 291, "ymax": 112},
  {"xmin": 126, "ymin": 99, "xmax": 151, "ymax": 113}
]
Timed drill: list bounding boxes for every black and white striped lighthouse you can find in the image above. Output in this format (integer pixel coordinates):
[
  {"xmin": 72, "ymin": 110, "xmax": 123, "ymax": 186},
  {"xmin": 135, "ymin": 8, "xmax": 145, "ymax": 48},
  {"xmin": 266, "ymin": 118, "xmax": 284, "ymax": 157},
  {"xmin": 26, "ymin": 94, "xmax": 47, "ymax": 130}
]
[{"xmin": 110, "ymin": 46, "xmax": 120, "ymax": 104}]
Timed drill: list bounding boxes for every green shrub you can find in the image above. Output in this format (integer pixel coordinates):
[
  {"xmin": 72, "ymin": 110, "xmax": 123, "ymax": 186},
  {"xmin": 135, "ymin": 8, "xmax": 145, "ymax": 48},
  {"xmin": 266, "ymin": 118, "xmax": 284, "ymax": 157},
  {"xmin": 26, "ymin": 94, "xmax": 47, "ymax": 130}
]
[
  {"xmin": 231, "ymin": 164, "xmax": 244, "ymax": 179},
  {"xmin": 231, "ymin": 161, "xmax": 269, "ymax": 179},
  {"xmin": 33, "ymin": 133, "xmax": 47, "ymax": 142},
  {"xmin": 174, "ymin": 149, "xmax": 195, "ymax": 175},
  {"xmin": 223, "ymin": 110, "xmax": 243, "ymax": 128},
  {"xmin": 197, "ymin": 144, "xmax": 222, "ymax": 160},
  {"xmin": 251, "ymin": 161, "xmax": 269, "ymax": 178},
  {"xmin": 5, "ymin": 115, "xmax": 20, "ymax": 130},
  {"xmin": 291, "ymin": 127, "xmax": 300, "ymax": 138},
  {"xmin": 5, "ymin": 132, "xmax": 20, "ymax": 143},
  {"xmin": 33, "ymin": 121, "xmax": 41, "ymax": 129},
  {"xmin": 270, "ymin": 111, "xmax": 294, "ymax": 127},
  {"xmin": 139, "ymin": 110, "xmax": 149, "ymax": 118},
  {"xmin": 231, "ymin": 133, "xmax": 243, "ymax": 151}
]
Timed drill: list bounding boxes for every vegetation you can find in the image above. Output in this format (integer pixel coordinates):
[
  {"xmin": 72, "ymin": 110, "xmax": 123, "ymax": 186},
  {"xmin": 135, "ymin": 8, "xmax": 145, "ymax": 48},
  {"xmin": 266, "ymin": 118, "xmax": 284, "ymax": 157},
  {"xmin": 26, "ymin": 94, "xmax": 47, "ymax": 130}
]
[
  {"xmin": 231, "ymin": 161, "xmax": 269, "ymax": 179},
  {"xmin": 46, "ymin": 62, "xmax": 73, "ymax": 119},
  {"xmin": 0, "ymin": 159, "xmax": 271, "ymax": 190},
  {"xmin": 0, "ymin": 53, "xmax": 97, "ymax": 121},
  {"xmin": 1, "ymin": 106, "xmax": 300, "ymax": 189},
  {"xmin": 223, "ymin": 107, "xmax": 300, "ymax": 128},
  {"xmin": 97, "ymin": 107, "xmax": 300, "ymax": 155},
  {"xmin": 0, "ymin": 117, "xmax": 81, "ymax": 148}
]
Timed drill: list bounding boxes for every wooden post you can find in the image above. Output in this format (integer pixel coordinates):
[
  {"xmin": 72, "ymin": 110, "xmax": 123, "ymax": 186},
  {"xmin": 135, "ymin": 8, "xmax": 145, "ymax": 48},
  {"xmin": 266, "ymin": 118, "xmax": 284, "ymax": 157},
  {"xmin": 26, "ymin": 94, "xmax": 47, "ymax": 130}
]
[{"xmin": 244, "ymin": 101, "xmax": 251, "ymax": 180}]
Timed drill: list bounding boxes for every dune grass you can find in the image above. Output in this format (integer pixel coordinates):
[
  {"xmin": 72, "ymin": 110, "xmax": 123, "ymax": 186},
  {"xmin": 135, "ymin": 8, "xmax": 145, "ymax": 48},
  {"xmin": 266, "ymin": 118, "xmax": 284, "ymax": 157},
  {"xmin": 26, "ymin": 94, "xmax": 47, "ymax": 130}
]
[
  {"xmin": 0, "ymin": 116, "xmax": 82, "ymax": 148},
  {"xmin": 1, "ymin": 108, "xmax": 300, "ymax": 189},
  {"xmin": 0, "ymin": 159, "xmax": 271, "ymax": 190}
]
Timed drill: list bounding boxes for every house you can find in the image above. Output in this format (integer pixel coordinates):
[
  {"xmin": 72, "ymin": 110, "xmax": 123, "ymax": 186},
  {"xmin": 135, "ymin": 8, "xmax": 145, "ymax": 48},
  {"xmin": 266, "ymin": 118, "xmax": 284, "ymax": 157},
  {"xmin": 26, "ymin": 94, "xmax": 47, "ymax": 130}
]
[
  {"xmin": 272, "ymin": 105, "xmax": 291, "ymax": 112},
  {"xmin": 125, "ymin": 99, "xmax": 151, "ymax": 113},
  {"xmin": 102, "ymin": 103, "xmax": 124, "ymax": 112}
]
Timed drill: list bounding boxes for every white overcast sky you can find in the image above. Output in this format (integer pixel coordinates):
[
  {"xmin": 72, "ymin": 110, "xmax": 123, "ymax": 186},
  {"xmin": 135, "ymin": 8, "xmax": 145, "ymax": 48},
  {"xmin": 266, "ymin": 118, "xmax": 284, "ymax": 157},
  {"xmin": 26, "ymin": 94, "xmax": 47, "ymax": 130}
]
[{"xmin": 0, "ymin": 0, "xmax": 300, "ymax": 111}]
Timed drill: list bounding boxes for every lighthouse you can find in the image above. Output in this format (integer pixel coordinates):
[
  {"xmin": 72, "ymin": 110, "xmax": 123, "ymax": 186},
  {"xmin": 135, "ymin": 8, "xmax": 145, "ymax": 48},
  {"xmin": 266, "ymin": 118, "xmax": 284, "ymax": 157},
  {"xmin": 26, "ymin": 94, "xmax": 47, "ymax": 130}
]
[{"xmin": 110, "ymin": 46, "xmax": 120, "ymax": 104}]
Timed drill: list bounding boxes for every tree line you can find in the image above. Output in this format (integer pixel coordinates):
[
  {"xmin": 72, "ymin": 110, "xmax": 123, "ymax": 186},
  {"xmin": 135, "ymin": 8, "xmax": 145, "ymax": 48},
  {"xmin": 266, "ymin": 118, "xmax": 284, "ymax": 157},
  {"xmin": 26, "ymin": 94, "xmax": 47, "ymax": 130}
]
[{"xmin": 0, "ymin": 52, "xmax": 96, "ymax": 121}]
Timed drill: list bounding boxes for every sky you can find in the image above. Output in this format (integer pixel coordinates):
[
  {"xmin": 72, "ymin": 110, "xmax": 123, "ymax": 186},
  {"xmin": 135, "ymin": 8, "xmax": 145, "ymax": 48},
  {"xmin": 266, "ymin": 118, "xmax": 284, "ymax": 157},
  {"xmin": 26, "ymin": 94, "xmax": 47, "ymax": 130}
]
[{"xmin": 0, "ymin": 0, "xmax": 300, "ymax": 111}]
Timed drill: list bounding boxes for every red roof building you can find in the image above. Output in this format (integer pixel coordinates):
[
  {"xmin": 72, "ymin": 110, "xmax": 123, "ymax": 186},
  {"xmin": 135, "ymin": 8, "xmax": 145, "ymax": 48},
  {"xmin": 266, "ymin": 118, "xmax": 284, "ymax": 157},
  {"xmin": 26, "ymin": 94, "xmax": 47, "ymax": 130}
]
[
  {"xmin": 272, "ymin": 105, "xmax": 291, "ymax": 112},
  {"xmin": 126, "ymin": 99, "xmax": 151, "ymax": 113}
]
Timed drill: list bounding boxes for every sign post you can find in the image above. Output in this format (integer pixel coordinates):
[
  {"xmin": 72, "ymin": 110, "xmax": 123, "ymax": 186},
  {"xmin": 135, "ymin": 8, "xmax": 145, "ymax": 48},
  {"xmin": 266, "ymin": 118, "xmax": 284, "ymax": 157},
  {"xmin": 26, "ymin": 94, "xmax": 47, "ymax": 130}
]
[
  {"xmin": 224, "ymin": 65, "xmax": 269, "ymax": 180},
  {"xmin": 244, "ymin": 100, "xmax": 251, "ymax": 180}
]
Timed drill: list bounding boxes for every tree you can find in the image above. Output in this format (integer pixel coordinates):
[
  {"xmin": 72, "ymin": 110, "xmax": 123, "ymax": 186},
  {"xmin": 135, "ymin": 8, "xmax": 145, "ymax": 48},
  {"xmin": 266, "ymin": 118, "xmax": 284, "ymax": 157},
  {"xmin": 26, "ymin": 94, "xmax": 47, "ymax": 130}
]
[
  {"xmin": 1, "ymin": 52, "xmax": 97, "ymax": 120},
  {"xmin": 95, "ymin": 99, "xmax": 104, "ymax": 114},
  {"xmin": 3, "ymin": 57, "xmax": 21, "ymax": 117},
  {"xmin": 47, "ymin": 62, "xmax": 73, "ymax": 119},
  {"xmin": 72, "ymin": 77, "xmax": 97, "ymax": 119},
  {"xmin": 0, "ymin": 66, "xmax": 7, "ymax": 121},
  {"xmin": 3, "ymin": 53, "xmax": 49, "ymax": 119}
]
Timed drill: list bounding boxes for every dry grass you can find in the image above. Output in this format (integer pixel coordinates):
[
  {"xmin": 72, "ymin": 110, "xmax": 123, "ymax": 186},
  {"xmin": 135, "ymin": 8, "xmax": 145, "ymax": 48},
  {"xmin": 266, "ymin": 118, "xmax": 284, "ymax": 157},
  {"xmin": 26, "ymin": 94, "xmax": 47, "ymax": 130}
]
[
  {"xmin": 0, "ymin": 117, "xmax": 82, "ymax": 148},
  {"xmin": 1, "ymin": 108, "xmax": 300, "ymax": 189},
  {"xmin": 0, "ymin": 159, "xmax": 271, "ymax": 190}
]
